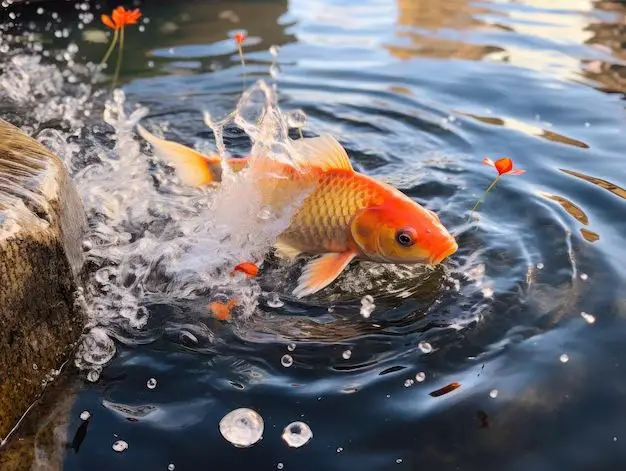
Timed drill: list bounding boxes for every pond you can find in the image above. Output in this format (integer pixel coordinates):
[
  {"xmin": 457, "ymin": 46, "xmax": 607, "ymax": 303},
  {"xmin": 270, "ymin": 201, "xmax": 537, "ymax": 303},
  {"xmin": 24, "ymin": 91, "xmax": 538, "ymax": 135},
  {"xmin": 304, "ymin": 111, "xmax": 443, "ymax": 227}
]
[{"xmin": 1, "ymin": 0, "xmax": 625, "ymax": 470}]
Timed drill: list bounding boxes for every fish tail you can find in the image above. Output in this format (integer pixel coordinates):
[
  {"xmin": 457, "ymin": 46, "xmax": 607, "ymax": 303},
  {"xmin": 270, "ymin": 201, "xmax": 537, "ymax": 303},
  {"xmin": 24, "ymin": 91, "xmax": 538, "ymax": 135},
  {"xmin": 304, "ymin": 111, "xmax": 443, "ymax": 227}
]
[{"xmin": 136, "ymin": 123, "xmax": 221, "ymax": 187}]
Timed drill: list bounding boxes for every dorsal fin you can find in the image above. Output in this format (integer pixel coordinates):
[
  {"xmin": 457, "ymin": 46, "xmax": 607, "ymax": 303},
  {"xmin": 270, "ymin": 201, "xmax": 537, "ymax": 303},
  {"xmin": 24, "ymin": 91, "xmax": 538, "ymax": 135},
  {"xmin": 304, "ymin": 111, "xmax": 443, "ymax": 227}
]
[{"xmin": 289, "ymin": 134, "xmax": 353, "ymax": 171}]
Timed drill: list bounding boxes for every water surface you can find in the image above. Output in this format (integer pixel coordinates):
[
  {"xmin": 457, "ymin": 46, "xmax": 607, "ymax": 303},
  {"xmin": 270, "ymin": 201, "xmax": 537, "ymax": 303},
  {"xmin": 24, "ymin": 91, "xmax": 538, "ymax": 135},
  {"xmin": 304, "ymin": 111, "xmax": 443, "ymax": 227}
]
[{"xmin": 1, "ymin": 0, "xmax": 626, "ymax": 470}]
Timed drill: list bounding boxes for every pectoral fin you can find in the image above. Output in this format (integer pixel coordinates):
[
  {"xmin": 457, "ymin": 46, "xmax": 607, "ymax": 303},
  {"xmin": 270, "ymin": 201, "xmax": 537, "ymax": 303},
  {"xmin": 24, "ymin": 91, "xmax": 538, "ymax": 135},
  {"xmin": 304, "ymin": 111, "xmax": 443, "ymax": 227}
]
[
  {"xmin": 274, "ymin": 240, "xmax": 303, "ymax": 260},
  {"xmin": 292, "ymin": 251, "xmax": 356, "ymax": 298}
]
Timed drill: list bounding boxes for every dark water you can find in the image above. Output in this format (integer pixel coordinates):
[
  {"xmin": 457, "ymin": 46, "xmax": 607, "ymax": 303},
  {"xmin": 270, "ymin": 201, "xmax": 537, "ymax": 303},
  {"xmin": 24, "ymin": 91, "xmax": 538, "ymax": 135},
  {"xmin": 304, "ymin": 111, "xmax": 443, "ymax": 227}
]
[{"xmin": 2, "ymin": 0, "xmax": 626, "ymax": 470}]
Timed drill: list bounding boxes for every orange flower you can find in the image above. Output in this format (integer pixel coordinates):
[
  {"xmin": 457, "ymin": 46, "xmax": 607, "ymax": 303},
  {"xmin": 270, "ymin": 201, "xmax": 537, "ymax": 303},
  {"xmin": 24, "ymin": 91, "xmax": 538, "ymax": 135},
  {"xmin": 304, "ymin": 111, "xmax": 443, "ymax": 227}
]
[
  {"xmin": 231, "ymin": 262, "xmax": 260, "ymax": 277},
  {"xmin": 101, "ymin": 6, "xmax": 142, "ymax": 30},
  {"xmin": 234, "ymin": 32, "xmax": 246, "ymax": 45},
  {"xmin": 482, "ymin": 157, "xmax": 525, "ymax": 176}
]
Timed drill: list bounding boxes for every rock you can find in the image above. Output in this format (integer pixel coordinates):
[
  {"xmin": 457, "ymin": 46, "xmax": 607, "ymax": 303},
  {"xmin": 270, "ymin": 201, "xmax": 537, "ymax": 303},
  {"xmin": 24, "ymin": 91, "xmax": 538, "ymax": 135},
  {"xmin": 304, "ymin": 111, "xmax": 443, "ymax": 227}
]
[{"xmin": 0, "ymin": 118, "xmax": 86, "ymax": 442}]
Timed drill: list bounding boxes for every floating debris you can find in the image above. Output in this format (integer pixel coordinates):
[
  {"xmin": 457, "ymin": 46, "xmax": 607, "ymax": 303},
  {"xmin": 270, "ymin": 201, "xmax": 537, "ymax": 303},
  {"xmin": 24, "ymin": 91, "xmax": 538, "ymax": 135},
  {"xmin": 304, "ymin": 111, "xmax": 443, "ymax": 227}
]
[
  {"xmin": 580, "ymin": 312, "xmax": 596, "ymax": 324},
  {"xmin": 489, "ymin": 389, "xmax": 498, "ymax": 398},
  {"xmin": 219, "ymin": 408, "xmax": 264, "ymax": 448},
  {"xmin": 80, "ymin": 411, "xmax": 91, "ymax": 421},
  {"xmin": 360, "ymin": 295, "xmax": 375, "ymax": 318},
  {"xmin": 232, "ymin": 261, "xmax": 259, "ymax": 277},
  {"xmin": 281, "ymin": 354, "xmax": 293, "ymax": 367},
  {"xmin": 147, "ymin": 378, "xmax": 157, "ymax": 389},
  {"xmin": 418, "ymin": 342, "xmax": 433, "ymax": 354},
  {"xmin": 415, "ymin": 372, "xmax": 426, "ymax": 382},
  {"xmin": 342, "ymin": 350, "xmax": 352, "ymax": 360},
  {"xmin": 560, "ymin": 354, "xmax": 569, "ymax": 363},
  {"xmin": 112, "ymin": 440, "xmax": 128, "ymax": 452},
  {"xmin": 281, "ymin": 421, "xmax": 313, "ymax": 448},
  {"xmin": 429, "ymin": 382, "xmax": 461, "ymax": 397}
]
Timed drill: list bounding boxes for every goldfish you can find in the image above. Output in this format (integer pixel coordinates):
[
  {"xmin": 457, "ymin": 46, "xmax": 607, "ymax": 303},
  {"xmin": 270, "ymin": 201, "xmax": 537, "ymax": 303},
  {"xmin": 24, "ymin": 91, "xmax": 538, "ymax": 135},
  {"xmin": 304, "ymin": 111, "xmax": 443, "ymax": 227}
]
[
  {"xmin": 208, "ymin": 298, "xmax": 238, "ymax": 321},
  {"xmin": 137, "ymin": 124, "xmax": 458, "ymax": 298}
]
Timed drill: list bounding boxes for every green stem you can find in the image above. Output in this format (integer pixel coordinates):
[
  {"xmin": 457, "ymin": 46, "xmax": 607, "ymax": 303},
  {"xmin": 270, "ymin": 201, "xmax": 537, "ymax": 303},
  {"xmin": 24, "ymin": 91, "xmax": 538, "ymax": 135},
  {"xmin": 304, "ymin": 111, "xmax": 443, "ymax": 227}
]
[
  {"xmin": 100, "ymin": 29, "xmax": 119, "ymax": 66},
  {"xmin": 237, "ymin": 44, "xmax": 246, "ymax": 93},
  {"xmin": 112, "ymin": 26, "xmax": 124, "ymax": 90},
  {"xmin": 469, "ymin": 175, "xmax": 501, "ymax": 217}
]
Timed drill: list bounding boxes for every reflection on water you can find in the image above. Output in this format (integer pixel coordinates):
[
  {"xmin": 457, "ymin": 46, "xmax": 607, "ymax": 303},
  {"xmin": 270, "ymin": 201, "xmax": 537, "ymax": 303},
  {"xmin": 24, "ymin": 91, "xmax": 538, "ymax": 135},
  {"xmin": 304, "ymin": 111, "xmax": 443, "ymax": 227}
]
[{"xmin": 1, "ymin": 0, "xmax": 626, "ymax": 470}]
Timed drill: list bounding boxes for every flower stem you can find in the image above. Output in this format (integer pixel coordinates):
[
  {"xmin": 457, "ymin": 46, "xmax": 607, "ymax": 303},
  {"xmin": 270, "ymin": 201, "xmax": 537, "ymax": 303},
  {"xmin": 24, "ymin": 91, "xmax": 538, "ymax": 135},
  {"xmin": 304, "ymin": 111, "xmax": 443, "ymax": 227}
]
[
  {"xmin": 469, "ymin": 175, "xmax": 501, "ymax": 217},
  {"xmin": 112, "ymin": 26, "xmax": 124, "ymax": 89},
  {"xmin": 237, "ymin": 44, "xmax": 246, "ymax": 93},
  {"xmin": 100, "ymin": 29, "xmax": 119, "ymax": 66}
]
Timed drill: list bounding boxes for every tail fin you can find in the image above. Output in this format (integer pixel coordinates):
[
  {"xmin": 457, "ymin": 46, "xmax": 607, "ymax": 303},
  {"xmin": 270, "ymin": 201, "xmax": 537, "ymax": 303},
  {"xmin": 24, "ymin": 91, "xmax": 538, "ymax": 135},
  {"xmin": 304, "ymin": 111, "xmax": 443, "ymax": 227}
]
[{"xmin": 136, "ymin": 124, "xmax": 221, "ymax": 187}]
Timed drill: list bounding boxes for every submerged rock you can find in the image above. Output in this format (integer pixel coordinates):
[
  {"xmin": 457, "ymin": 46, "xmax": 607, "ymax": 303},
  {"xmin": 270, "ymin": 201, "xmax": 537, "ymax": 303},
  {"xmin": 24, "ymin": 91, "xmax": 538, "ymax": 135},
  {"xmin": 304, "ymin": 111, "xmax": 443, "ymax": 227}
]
[{"xmin": 0, "ymin": 118, "xmax": 86, "ymax": 441}]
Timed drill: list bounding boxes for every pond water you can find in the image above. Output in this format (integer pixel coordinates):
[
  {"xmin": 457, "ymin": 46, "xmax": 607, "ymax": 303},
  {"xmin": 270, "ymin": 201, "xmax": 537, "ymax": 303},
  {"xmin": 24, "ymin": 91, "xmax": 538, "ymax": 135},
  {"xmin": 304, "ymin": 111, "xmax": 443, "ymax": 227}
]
[{"xmin": 1, "ymin": 0, "xmax": 626, "ymax": 470}]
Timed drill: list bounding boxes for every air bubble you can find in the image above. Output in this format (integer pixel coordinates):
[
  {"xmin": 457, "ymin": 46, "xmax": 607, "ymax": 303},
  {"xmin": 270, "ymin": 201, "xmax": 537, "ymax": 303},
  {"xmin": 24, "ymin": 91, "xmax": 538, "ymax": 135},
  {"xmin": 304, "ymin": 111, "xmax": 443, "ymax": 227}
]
[
  {"xmin": 287, "ymin": 343, "xmax": 296, "ymax": 352},
  {"xmin": 418, "ymin": 341, "xmax": 433, "ymax": 353},
  {"xmin": 560, "ymin": 354, "xmax": 569, "ymax": 363},
  {"xmin": 581, "ymin": 312, "xmax": 596, "ymax": 324},
  {"xmin": 404, "ymin": 379, "xmax": 414, "ymax": 388},
  {"xmin": 168, "ymin": 465, "xmax": 175, "ymax": 471},
  {"xmin": 281, "ymin": 354, "xmax": 293, "ymax": 367},
  {"xmin": 269, "ymin": 45, "xmax": 280, "ymax": 57},
  {"xmin": 219, "ymin": 408, "xmax": 264, "ymax": 448},
  {"xmin": 580, "ymin": 273, "xmax": 588, "ymax": 281},
  {"xmin": 147, "ymin": 378, "xmax": 157, "ymax": 389},
  {"xmin": 489, "ymin": 389, "xmax": 498, "ymax": 398},
  {"xmin": 87, "ymin": 369, "xmax": 100, "ymax": 382},
  {"xmin": 281, "ymin": 421, "xmax": 313, "ymax": 448},
  {"xmin": 267, "ymin": 293, "xmax": 284, "ymax": 308},
  {"xmin": 80, "ymin": 411, "xmax": 91, "ymax": 420},
  {"xmin": 286, "ymin": 109, "xmax": 306, "ymax": 129},
  {"xmin": 342, "ymin": 350, "xmax": 352, "ymax": 360},
  {"xmin": 415, "ymin": 372, "xmax": 426, "ymax": 382},
  {"xmin": 360, "ymin": 295, "xmax": 375, "ymax": 318},
  {"xmin": 277, "ymin": 464, "xmax": 284, "ymax": 470},
  {"xmin": 112, "ymin": 440, "xmax": 128, "ymax": 452}
]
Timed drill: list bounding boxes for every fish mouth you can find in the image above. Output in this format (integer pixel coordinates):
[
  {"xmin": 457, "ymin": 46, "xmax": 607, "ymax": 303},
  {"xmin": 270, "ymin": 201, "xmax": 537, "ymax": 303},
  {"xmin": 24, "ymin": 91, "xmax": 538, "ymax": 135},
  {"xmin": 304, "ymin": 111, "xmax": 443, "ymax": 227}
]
[{"xmin": 428, "ymin": 239, "xmax": 458, "ymax": 265}]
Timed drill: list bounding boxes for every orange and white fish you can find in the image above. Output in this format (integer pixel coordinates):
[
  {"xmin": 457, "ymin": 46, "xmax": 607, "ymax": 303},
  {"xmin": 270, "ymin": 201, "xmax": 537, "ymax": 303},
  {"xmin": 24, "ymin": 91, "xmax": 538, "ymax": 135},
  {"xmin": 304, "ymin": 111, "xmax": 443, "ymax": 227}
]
[{"xmin": 137, "ymin": 124, "xmax": 458, "ymax": 298}]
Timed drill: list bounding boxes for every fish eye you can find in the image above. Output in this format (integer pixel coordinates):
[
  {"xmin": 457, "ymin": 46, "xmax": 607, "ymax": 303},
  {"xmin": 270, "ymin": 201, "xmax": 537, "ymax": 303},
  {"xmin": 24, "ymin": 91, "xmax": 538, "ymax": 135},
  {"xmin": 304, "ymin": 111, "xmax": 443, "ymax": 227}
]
[{"xmin": 395, "ymin": 228, "xmax": 416, "ymax": 247}]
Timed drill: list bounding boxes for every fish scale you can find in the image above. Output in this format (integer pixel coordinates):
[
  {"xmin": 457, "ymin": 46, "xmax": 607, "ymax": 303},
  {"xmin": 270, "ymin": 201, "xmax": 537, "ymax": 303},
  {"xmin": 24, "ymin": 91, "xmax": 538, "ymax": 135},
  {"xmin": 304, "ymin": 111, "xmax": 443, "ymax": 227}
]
[{"xmin": 280, "ymin": 170, "xmax": 382, "ymax": 253}]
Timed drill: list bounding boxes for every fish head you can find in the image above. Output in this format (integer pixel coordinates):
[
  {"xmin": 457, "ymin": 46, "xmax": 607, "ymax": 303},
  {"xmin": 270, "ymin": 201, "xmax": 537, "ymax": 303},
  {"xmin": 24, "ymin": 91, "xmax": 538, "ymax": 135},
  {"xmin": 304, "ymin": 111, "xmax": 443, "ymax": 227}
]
[{"xmin": 350, "ymin": 199, "xmax": 458, "ymax": 265}]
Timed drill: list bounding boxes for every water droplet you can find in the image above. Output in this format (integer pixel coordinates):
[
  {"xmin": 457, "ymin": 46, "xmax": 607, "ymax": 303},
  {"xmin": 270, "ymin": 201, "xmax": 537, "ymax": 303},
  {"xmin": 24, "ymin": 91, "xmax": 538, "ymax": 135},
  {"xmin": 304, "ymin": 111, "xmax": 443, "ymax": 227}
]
[
  {"xmin": 80, "ymin": 411, "xmax": 91, "ymax": 421},
  {"xmin": 112, "ymin": 440, "xmax": 128, "ymax": 452},
  {"xmin": 360, "ymin": 295, "xmax": 375, "ymax": 318},
  {"xmin": 580, "ymin": 273, "xmax": 588, "ymax": 281},
  {"xmin": 147, "ymin": 378, "xmax": 157, "ymax": 389},
  {"xmin": 281, "ymin": 354, "xmax": 293, "ymax": 367},
  {"xmin": 267, "ymin": 293, "xmax": 284, "ymax": 308},
  {"xmin": 287, "ymin": 343, "xmax": 296, "ymax": 352},
  {"xmin": 168, "ymin": 465, "xmax": 175, "ymax": 471},
  {"xmin": 415, "ymin": 372, "xmax": 426, "ymax": 382},
  {"xmin": 269, "ymin": 45, "xmax": 280, "ymax": 57},
  {"xmin": 489, "ymin": 389, "xmax": 498, "ymax": 398},
  {"xmin": 277, "ymin": 464, "xmax": 284, "ymax": 470},
  {"xmin": 418, "ymin": 341, "xmax": 433, "ymax": 354},
  {"xmin": 337, "ymin": 447, "xmax": 343, "ymax": 453},
  {"xmin": 286, "ymin": 110, "xmax": 306, "ymax": 129},
  {"xmin": 342, "ymin": 350, "xmax": 352, "ymax": 360},
  {"xmin": 581, "ymin": 312, "xmax": 596, "ymax": 324},
  {"xmin": 404, "ymin": 379, "xmax": 414, "ymax": 388},
  {"xmin": 219, "ymin": 408, "xmax": 264, "ymax": 448},
  {"xmin": 560, "ymin": 354, "xmax": 569, "ymax": 363},
  {"xmin": 281, "ymin": 421, "xmax": 313, "ymax": 448}
]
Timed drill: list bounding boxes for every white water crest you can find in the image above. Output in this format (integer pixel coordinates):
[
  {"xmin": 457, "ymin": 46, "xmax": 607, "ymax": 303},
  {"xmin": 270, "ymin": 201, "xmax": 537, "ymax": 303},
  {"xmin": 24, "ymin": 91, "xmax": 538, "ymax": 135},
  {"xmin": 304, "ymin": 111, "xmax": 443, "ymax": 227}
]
[{"xmin": 0, "ymin": 35, "xmax": 311, "ymax": 374}]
